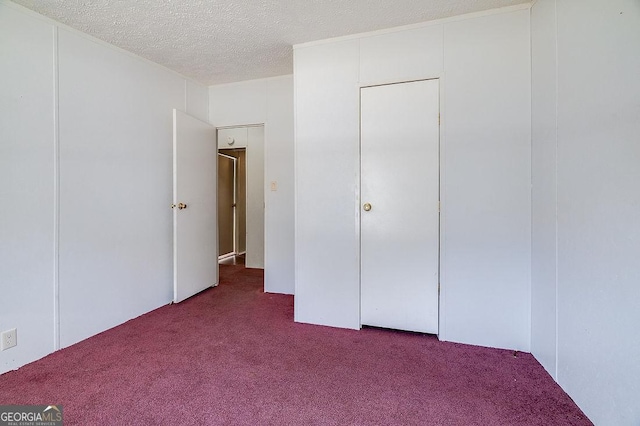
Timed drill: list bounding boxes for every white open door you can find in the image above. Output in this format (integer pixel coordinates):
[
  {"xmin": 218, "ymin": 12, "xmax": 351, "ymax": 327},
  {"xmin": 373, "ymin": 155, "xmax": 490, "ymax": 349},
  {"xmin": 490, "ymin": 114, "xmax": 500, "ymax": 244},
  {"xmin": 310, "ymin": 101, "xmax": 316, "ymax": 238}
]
[{"xmin": 173, "ymin": 109, "xmax": 218, "ymax": 303}]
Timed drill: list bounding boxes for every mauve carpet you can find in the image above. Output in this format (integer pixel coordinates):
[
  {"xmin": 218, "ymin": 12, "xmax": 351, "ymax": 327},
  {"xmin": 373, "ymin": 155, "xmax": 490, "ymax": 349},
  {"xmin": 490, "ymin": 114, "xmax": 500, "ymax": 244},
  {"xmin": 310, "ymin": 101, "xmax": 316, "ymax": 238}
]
[{"xmin": 0, "ymin": 265, "xmax": 591, "ymax": 425}]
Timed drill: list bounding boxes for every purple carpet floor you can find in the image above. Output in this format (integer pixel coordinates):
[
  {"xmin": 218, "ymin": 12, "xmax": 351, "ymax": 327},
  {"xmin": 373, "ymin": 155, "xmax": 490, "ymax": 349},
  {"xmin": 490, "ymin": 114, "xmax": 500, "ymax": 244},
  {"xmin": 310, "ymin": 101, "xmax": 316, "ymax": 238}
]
[{"xmin": 0, "ymin": 265, "xmax": 591, "ymax": 425}]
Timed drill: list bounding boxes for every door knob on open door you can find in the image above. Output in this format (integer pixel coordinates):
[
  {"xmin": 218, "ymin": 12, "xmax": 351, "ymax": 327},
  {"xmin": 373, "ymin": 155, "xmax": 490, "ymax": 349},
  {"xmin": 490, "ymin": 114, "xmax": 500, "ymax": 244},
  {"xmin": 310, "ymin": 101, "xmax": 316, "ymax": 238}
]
[
  {"xmin": 363, "ymin": 203, "xmax": 372, "ymax": 211},
  {"xmin": 178, "ymin": 203, "xmax": 188, "ymax": 210}
]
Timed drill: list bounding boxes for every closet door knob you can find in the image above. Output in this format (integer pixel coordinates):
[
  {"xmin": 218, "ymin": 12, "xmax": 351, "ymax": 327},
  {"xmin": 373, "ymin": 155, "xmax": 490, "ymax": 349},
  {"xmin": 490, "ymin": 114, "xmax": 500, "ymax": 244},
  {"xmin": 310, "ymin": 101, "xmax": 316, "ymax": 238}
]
[{"xmin": 363, "ymin": 203, "xmax": 372, "ymax": 212}]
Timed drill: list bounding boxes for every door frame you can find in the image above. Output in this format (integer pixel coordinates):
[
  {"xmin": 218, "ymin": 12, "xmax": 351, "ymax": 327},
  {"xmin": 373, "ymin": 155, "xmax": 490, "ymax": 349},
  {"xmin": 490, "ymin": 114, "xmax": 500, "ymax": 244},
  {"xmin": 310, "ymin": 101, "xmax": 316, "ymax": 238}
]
[
  {"xmin": 217, "ymin": 151, "xmax": 238, "ymax": 258},
  {"xmin": 216, "ymin": 124, "xmax": 266, "ymax": 269}
]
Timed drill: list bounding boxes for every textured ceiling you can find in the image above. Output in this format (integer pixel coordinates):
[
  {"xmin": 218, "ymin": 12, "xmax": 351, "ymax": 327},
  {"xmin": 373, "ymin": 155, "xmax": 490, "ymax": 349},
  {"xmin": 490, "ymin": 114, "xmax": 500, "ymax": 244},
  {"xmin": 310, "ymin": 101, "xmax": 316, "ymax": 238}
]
[{"xmin": 12, "ymin": 0, "xmax": 529, "ymax": 85}]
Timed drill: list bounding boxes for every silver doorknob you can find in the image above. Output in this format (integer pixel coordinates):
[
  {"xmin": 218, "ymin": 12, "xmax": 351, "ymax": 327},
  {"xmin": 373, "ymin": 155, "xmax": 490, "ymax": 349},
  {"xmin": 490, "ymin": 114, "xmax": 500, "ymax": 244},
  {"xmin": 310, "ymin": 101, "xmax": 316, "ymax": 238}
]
[{"xmin": 363, "ymin": 203, "xmax": 372, "ymax": 211}]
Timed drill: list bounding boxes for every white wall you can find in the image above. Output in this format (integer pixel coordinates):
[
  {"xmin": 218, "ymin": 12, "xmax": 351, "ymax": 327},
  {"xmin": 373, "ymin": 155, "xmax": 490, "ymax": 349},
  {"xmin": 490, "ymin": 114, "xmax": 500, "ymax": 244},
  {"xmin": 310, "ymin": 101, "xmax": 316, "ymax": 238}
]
[
  {"xmin": 186, "ymin": 80, "xmax": 209, "ymax": 123},
  {"xmin": 294, "ymin": 40, "xmax": 361, "ymax": 329},
  {"xmin": 0, "ymin": 2, "xmax": 56, "ymax": 373},
  {"xmin": 264, "ymin": 77, "xmax": 295, "ymax": 294},
  {"xmin": 58, "ymin": 29, "xmax": 181, "ymax": 347},
  {"xmin": 209, "ymin": 76, "xmax": 295, "ymax": 294},
  {"xmin": 442, "ymin": 10, "xmax": 531, "ymax": 350},
  {"xmin": 531, "ymin": 0, "xmax": 640, "ymax": 424},
  {"xmin": 245, "ymin": 125, "xmax": 265, "ymax": 269},
  {"xmin": 294, "ymin": 7, "xmax": 532, "ymax": 350},
  {"xmin": 0, "ymin": 1, "xmax": 208, "ymax": 373},
  {"xmin": 531, "ymin": 0, "xmax": 557, "ymax": 379}
]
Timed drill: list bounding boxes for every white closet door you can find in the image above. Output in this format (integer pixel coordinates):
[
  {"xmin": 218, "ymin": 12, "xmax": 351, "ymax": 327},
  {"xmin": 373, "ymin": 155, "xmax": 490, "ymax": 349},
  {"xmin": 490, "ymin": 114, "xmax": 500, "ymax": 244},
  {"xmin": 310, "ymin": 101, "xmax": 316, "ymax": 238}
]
[
  {"xmin": 360, "ymin": 79, "xmax": 440, "ymax": 333},
  {"xmin": 173, "ymin": 109, "xmax": 218, "ymax": 303}
]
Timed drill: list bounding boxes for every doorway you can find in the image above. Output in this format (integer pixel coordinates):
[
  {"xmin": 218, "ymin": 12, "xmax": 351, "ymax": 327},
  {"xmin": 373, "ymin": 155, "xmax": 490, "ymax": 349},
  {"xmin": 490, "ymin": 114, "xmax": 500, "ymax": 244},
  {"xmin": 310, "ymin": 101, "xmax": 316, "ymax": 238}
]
[
  {"xmin": 218, "ymin": 150, "xmax": 246, "ymax": 261},
  {"xmin": 217, "ymin": 125, "xmax": 264, "ymax": 269},
  {"xmin": 360, "ymin": 79, "xmax": 440, "ymax": 334}
]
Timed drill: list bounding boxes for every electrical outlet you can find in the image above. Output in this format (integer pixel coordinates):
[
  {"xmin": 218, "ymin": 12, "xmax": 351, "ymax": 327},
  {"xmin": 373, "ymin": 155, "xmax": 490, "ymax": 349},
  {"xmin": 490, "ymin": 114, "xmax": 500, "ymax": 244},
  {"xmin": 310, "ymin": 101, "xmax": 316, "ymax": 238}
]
[{"xmin": 1, "ymin": 328, "xmax": 17, "ymax": 351}]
